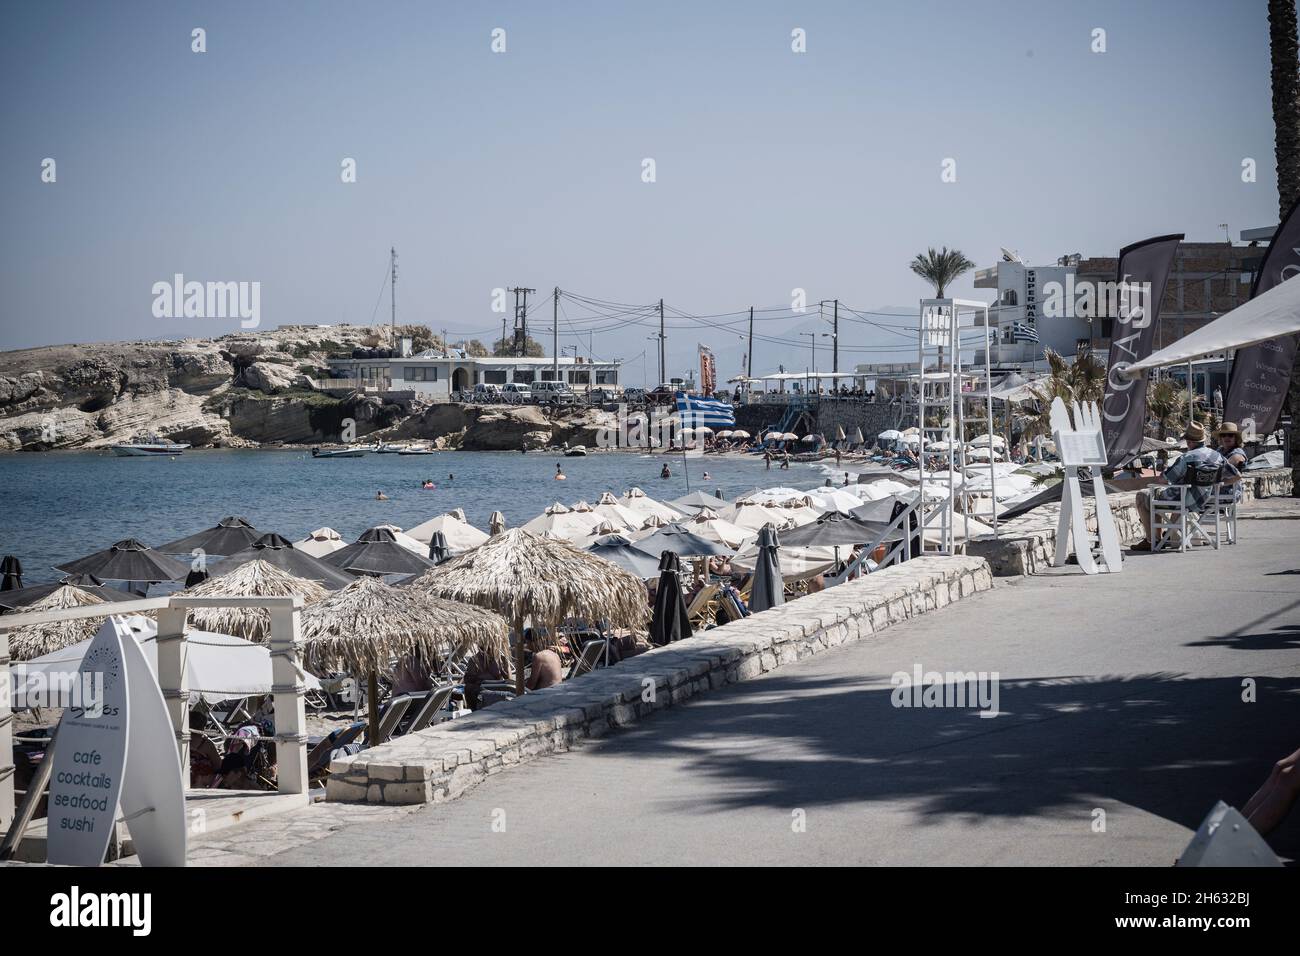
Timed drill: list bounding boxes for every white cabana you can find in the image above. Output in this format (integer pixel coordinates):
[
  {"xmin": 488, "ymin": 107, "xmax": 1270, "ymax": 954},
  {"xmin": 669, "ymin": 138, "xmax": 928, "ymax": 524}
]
[
  {"xmin": 404, "ymin": 512, "xmax": 490, "ymax": 553},
  {"xmin": 1123, "ymin": 273, "xmax": 1300, "ymax": 374},
  {"xmin": 296, "ymin": 527, "xmax": 347, "ymax": 558}
]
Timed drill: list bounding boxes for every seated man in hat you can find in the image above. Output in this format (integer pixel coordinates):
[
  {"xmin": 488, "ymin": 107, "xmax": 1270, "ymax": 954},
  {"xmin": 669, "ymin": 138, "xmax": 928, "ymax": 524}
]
[
  {"xmin": 1214, "ymin": 421, "xmax": 1250, "ymax": 502},
  {"xmin": 1132, "ymin": 421, "xmax": 1238, "ymax": 551}
]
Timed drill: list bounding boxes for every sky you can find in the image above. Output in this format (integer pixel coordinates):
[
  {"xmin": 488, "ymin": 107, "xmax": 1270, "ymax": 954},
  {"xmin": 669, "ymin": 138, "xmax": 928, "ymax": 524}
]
[{"xmin": 0, "ymin": 0, "xmax": 1282, "ymax": 383}]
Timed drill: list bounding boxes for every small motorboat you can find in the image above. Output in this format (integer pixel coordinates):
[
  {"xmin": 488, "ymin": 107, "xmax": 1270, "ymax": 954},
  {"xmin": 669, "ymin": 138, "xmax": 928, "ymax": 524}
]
[
  {"xmin": 397, "ymin": 444, "xmax": 435, "ymax": 456},
  {"xmin": 311, "ymin": 446, "xmax": 367, "ymax": 459},
  {"xmin": 111, "ymin": 435, "xmax": 191, "ymax": 457},
  {"xmin": 564, "ymin": 445, "xmax": 588, "ymax": 457},
  {"xmin": 376, "ymin": 443, "xmax": 407, "ymax": 454}
]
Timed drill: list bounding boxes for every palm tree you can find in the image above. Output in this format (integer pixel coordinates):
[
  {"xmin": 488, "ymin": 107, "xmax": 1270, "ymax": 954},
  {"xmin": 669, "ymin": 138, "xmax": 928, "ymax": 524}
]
[
  {"xmin": 1268, "ymin": 0, "xmax": 1300, "ymax": 495},
  {"xmin": 909, "ymin": 247, "xmax": 975, "ymax": 371},
  {"xmin": 1146, "ymin": 377, "xmax": 1183, "ymax": 441},
  {"xmin": 909, "ymin": 247, "xmax": 975, "ymax": 299},
  {"xmin": 1022, "ymin": 349, "xmax": 1106, "ymax": 440}
]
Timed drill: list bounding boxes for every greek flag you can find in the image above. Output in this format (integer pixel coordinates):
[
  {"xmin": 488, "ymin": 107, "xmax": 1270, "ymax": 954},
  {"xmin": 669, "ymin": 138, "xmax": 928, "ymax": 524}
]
[
  {"xmin": 1011, "ymin": 322, "xmax": 1040, "ymax": 343},
  {"xmin": 675, "ymin": 391, "xmax": 735, "ymax": 428}
]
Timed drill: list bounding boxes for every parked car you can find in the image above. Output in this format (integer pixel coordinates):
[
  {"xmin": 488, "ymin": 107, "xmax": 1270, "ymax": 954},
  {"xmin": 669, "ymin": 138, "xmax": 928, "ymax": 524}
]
[
  {"xmin": 471, "ymin": 383, "xmax": 503, "ymax": 403},
  {"xmin": 534, "ymin": 381, "xmax": 578, "ymax": 406},
  {"xmin": 501, "ymin": 382, "xmax": 533, "ymax": 404},
  {"xmin": 621, "ymin": 387, "xmax": 647, "ymax": 404},
  {"xmin": 588, "ymin": 386, "xmax": 619, "ymax": 404},
  {"xmin": 646, "ymin": 384, "xmax": 678, "ymax": 406}
]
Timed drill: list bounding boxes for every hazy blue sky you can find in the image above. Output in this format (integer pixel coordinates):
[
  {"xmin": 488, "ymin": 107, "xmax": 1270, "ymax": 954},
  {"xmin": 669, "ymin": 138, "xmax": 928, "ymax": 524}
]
[{"xmin": 0, "ymin": 0, "xmax": 1281, "ymax": 381}]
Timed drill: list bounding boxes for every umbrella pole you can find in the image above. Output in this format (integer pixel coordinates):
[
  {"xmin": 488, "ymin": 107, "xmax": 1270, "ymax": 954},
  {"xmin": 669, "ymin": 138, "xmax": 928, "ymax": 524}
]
[
  {"xmin": 514, "ymin": 617, "xmax": 526, "ymax": 697},
  {"xmin": 367, "ymin": 670, "xmax": 381, "ymax": 746}
]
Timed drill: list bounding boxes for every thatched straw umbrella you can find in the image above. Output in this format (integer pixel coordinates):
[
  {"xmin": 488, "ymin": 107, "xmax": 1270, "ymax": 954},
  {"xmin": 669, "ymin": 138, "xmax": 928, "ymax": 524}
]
[
  {"xmin": 7, "ymin": 584, "xmax": 115, "ymax": 661},
  {"xmin": 299, "ymin": 575, "xmax": 509, "ymax": 743},
  {"xmin": 411, "ymin": 528, "xmax": 650, "ymax": 695},
  {"xmin": 180, "ymin": 559, "xmax": 328, "ymax": 644}
]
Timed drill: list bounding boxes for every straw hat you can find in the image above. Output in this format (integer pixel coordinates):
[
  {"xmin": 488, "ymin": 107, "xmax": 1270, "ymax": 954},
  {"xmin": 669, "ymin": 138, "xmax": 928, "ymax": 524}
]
[
  {"xmin": 1182, "ymin": 421, "xmax": 1206, "ymax": 444},
  {"xmin": 1214, "ymin": 421, "xmax": 1240, "ymax": 440}
]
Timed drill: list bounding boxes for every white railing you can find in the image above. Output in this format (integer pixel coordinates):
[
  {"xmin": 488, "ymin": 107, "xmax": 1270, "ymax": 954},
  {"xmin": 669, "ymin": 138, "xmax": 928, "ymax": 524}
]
[{"xmin": 0, "ymin": 595, "xmax": 307, "ymax": 854}]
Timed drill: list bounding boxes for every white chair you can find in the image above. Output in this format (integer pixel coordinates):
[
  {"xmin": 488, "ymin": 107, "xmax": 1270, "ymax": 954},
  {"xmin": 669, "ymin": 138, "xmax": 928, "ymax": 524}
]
[
  {"xmin": 1149, "ymin": 464, "xmax": 1223, "ymax": 552},
  {"xmin": 1206, "ymin": 484, "xmax": 1238, "ymax": 546}
]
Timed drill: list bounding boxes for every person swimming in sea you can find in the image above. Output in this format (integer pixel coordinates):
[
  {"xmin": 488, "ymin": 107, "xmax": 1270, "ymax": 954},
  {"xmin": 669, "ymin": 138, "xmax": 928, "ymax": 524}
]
[
  {"xmin": 376, "ymin": 490, "xmax": 389, "ymax": 500},
  {"xmin": 421, "ymin": 479, "xmax": 435, "ymax": 489},
  {"xmin": 702, "ymin": 471, "xmax": 711, "ymax": 481},
  {"xmin": 555, "ymin": 463, "xmax": 566, "ymax": 480},
  {"xmin": 660, "ymin": 464, "xmax": 671, "ymax": 479}
]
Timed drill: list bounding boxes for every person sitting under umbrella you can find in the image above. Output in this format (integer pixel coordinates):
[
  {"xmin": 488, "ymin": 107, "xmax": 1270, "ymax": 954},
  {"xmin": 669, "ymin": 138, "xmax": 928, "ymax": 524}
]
[{"xmin": 524, "ymin": 631, "xmax": 563, "ymax": 691}]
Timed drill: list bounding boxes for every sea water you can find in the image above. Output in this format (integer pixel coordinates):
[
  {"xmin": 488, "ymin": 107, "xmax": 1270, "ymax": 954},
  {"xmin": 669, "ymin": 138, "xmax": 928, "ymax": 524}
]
[{"xmin": 0, "ymin": 449, "xmax": 820, "ymax": 582}]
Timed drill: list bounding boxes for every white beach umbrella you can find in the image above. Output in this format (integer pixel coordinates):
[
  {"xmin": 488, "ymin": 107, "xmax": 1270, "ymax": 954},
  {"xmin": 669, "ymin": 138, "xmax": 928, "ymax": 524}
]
[
  {"xmin": 16, "ymin": 614, "xmax": 321, "ymax": 704},
  {"xmin": 878, "ymin": 429, "xmax": 903, "ymax": 441},
  {"xmin": 621, "ymin": 487, "xmax": 684, "ymax": 521},
  {"xmin": 404, "ymin": 512, "xmax": 490, "ymax": 554},
  {"xmin": 522, "ymin": 502, "xmax": 606, "ymax": 541},
  {"xmin": 591, "ymin": 492, "xmax": 643, "ymax": 532},
  {"xmin": 294, "ymin": 527, "xmax": 348, "ymax": 558},
  {"xmin": 805, "ymin": 486, "xmax": 866, "ymax": 514},
  {"xmin": 731, "ymin": 543, "xmax": 837, "ymax": 581},
  {"xmin": 373, "ymin": 524, "xmax": 432, "ymax": 556},
  {"xmin": 686, "ymin": 508, "xmax": 756, "ymax": 549},
  {"xmin": 969, "ymin": 433, "xmax": 1006, "ymax": 447},
  {"xmin": 730, "ymin": 429, "xmax": 751, "ymax": 439},
  {"xmin": 728, "ymin": 501, "xmax": 796, "ymax": 532}
]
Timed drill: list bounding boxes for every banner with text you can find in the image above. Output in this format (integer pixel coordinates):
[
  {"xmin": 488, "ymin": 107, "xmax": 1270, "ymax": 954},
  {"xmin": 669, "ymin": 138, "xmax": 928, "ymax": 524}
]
[{"xmin": 1100, "ymin": 234, "xmax": 1183, "ymax": 467}]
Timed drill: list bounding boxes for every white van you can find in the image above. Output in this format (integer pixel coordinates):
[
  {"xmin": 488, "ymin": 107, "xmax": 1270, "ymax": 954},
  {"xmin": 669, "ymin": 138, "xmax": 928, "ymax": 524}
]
[{"xmin": 502, "ymin": 383, "xmax": 533, "ymax": 403}]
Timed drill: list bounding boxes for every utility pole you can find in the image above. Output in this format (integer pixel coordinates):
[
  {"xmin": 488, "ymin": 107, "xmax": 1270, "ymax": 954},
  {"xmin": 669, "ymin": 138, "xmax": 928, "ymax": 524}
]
[
  {"xmin": 510, "ymin": 287, "xmax": 535, "ymax": 357},
  {"xmin": 389, "ymin": 247, "xmax": 398, "ymax": 348},
  {"xmin": 832, "ymin": 298, "xmax": 839, "ymax": 375},
  {"xmin": 441, "ymin": 328, "xmax": 447, "ymax": 357},
  {"xmin": 552, "ymin": 287, "xmax": 560, "ymax": 384},
  {"xmin": 747, "ymin": 306, "xmax": 754, "ymax": 377},
  {"xmin": 658, "ymin": 298, "xmax": 665, "ymax": 385}
]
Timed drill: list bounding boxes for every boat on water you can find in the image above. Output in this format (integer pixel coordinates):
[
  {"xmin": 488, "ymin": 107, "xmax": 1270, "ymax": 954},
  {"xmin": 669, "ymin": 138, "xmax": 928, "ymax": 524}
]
[
  {"xmin": 397, "ymin": 444, "xmax": 435, "ymax": 456},
  {"xmin": 311, "ymin": 446, "xmax": 367, "ymax": 459},
  {"xmin": 376, "ymin": 443, "xmax": 407, "ymax": 454},
  {"xmin": 564, "ymin": 445, "xmax": 588, "ymax": 457},
  {"xmin": 111, "ymin": 436, "xmax": 191, "ymax": 457}
]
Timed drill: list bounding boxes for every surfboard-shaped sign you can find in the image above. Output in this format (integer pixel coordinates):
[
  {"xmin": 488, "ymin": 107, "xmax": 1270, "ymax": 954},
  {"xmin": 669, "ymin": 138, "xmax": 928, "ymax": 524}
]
[
  {"xmin": 47, "ymin": 616, "xmax": 188, "ymax": 866},
  {"xmin": 47, "ymin": 618, "xmax": 130, "ymax": 866}
]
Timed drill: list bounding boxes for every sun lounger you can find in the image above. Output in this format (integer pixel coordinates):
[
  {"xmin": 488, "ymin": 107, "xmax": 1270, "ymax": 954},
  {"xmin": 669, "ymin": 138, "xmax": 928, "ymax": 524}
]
[
  {"xmin": 365, "ymin": 694, "xmax": 414, "ymax": 746},
  {"xmin": 567, "ymin": 638, "xmax": 609, "ymax": 679},
  {"xmin": 405, "ymin": 684, "xmax": 456, "ymax": 734},
  {"xmin": 307, "ymin": 721, "xmax": 365, "ymax": 778}
]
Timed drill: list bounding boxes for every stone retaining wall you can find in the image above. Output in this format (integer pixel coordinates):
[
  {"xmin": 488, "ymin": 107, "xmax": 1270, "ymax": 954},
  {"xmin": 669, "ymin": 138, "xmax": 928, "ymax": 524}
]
[{"xmin": 326, "ymin": 555, "xmax": 993, "ymax": 806}]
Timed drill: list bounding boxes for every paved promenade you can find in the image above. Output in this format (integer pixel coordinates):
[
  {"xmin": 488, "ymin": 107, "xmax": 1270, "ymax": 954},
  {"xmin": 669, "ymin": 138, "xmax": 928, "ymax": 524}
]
[{"xmin": 228, "ymin": 517, "xmax": 1299, "ymax": 866}]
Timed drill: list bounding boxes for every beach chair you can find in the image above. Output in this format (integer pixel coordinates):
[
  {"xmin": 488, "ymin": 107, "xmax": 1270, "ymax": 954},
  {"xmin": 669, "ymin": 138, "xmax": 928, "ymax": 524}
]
[
  {"xmin": 307, "ymin": 721, "xmax": 365, "ymax": 779},
  {"xmin": 567, "ymin": 638, "xmax": 609, "ymax": 679},
  {"xmin": 1206, "ymin": 483, "xmax": 1239, "ymax": 546},
  {"xmin": 1150, "ymin": 463, "xmax": 1222, "ymax": 552},
  {"xmin": 685, "ymin": 582, "xmax": 723, "ymax": 630},
  {"xmin": 404, "ymin": 684, "xmax": 456, "ymax": 734},
  {"xmin": 365, "ymin": 694, "xmax": 414, "ymax": 746}
]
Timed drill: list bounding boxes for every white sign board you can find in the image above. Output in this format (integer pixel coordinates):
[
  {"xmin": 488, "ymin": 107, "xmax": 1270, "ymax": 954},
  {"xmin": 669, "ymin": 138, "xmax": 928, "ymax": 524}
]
[
  {"xmin": 47, "ymin": 619, "xmax": 129, "ymax": 866},
  {"xmin": 1049, "ymin": 398, "xmax": 1122, "ymax": 574},
  {"xmin": 47, "ymin": 616, "xmax": 188, "ymax": 867}
]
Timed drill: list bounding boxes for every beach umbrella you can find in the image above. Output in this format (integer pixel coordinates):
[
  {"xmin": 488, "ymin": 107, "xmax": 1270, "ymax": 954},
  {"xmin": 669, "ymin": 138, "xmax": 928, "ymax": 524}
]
[
  {"xmin": 835, "ymin": 425, "xmax": 847, "ymax": 441},
  {"xmin": 295, "ymin": 527, "xmax": 347, "ymax": 558},
  {"xmin": 184, "ymin": 568, "xmax": 210, "ymax": 587},
  {"xmin": 649, "ymin": 552, "xmax": 691, "ymax": 646},
  {"xmin": 411, "ymin": 528, "xmax": 650, "ymax": 695},
  {"xmin": 969, "ymin": 433, "xmax": 1006, "ymax": 448},
  {"xmin": 522, "ymin": 502, "xmax": 606, "ymax": 542},
  {"xmin": 1, "ymin": 556, "xmax": 24, "ymax": 591},
  {"xmin": 16, "ymin": 614, "xmax": 322, "ymax": 704},
  {"xmin": 878, "ymin": 429, "xmax": 903, "ymax": 441},
  {"xmin": 372, "ymin": 524, "xmax": 430, "ymax": 556},
  {"xmin": 672, "ymin": 489, "xmax": 733, "ymax": 516},
  {"xmin": 4, "ymin": 584, "xmax": 119, "ymax": 660},
  {"xmin": 715, "ymin": 430, "xmax": 734, "ymax": 438},
  {"xmin": 779, "ymin": 511, "xmax": 885, "ymax": 548},
  {"xmin": 739, "ymin": 486, "xmax": 805, "ymax": 503},
  {"xmin": 748, "ymin": 524, "xmax": 784, "ymax": 613},
  {"xmin": 728, "ymin": 501, "xmax": 796, "ymax": 532},
  {"xmin": 323, "ymin": 527, "xmax": 437, "ymax": 577},
  {"xmin": 852, "ymin": 427, "xmax": 865, "ymax": 445},
  {"xmin": 428, "ymin": 531, "xmax": 451, "ymax": 565},
  {"xmin": 181, "ymin": 559, "xmax": 328, "ymax": 644},
  {"xmin": 54, "ymin": 538, "xmax": 189, "ymax": 587},
  {"xmin": 621, "ymin": 487, "xmax": 684, "ymax": 522},
  {"xmin": 489, "ymin": 511, "xmax": 507, "ymax": 536},
  {"xmin": 685, "ymin": 508, "xmax": 755, "ymax": 549},
  {"xmin": 209, "ymin": 533, "xmax": 356, "ymax": 589},
  {"xmin": 633, "ymin": 523, "xmax": 733, "ymax": 559},
  {"xmin": 591, "ymin": 492, "xmax": 642, "ymax": 532},
  {"xmin": 158, "ymin": 516, "xmax": 260, "ymax": 557},
  {"xmin": 0, "ymin": 575, "xmax": 135, "ymax": 613},
  {"xmin": 587, "ymin": 534, "xmax": 664, "ymax": 579},
  {"xmin": 405, "ymin": 512, "xmax": 490, "ymax": 553},
  {"xmin": 301, "ymin": 575, "xmax": 509, "ymax": 742},
  {"xmin": 730, "ymin": 430, "xmax": 750, "ymax": 439},
  {"xmin": 901, "ymin": 427, "xmax": 920, "ymax": 436},
  {"xmin": 804, "ymin": 486, "xmax": 867, "ymax": 515}
]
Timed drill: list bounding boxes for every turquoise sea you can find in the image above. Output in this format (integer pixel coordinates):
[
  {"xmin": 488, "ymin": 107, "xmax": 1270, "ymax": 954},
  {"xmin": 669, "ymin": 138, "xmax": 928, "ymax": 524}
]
[{"xmin": 0, "ymin": 449, "xmax": 821, "ymax": 583}]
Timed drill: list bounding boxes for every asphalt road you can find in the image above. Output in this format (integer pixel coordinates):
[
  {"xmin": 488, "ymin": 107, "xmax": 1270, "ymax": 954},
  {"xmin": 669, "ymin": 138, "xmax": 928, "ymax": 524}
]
[{"xmin": 271, "ymin": 520, "xmax": 1300, "ymax": 866}]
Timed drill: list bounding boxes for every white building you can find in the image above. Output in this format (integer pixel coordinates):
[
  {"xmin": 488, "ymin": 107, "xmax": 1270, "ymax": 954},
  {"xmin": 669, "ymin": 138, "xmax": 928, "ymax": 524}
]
[
  {"xmin": 973, "ymin": 256, "xmax": 1092, "ymax": 368},
  {"xmin": 327, "ymin": 348, "xmax": 622, "ymax": 400}
]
